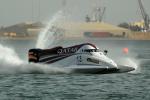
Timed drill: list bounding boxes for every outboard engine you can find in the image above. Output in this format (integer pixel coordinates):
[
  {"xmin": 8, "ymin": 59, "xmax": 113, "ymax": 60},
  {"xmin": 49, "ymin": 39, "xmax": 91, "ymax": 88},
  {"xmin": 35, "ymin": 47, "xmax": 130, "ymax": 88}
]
[
  {"xmin": 28, "ymin": 46, "xmax": 63, "ymax": 63},
  {"xmin": 28, "ymin": 49, "xmax": 42, "ymax": 63}
]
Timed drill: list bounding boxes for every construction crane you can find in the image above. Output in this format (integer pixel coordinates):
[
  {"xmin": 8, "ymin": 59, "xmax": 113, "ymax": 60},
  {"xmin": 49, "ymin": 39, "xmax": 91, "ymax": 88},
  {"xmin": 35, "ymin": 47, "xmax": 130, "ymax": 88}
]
[
  {"xmin": 93, "ymin": 0, "xmax": 106, "ymax": 22},
  {"xmin": 138, "ymin": 0, "xmax": 150, "ymax": 30},
  {"xmin": 93, "ymin": 7, "xmax": 106, "ymax": 22},
  {"xmin": 85, "ymin": 0, "xmax": 106, "ymax": 22}
]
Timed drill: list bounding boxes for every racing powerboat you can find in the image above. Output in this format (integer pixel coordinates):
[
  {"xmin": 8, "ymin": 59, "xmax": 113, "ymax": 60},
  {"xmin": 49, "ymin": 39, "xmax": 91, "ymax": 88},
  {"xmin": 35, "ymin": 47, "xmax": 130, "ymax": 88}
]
[{"xmin": 28, "ymin": 43, "xmax": 135, "ymax": 74}]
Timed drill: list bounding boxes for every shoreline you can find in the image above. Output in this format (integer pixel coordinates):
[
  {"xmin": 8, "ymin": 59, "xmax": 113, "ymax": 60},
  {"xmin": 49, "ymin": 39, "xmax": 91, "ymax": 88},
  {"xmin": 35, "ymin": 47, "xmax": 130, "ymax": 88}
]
[{"xmin": 1, "ymin": 36, "xmax": 150, "ymax": 41}]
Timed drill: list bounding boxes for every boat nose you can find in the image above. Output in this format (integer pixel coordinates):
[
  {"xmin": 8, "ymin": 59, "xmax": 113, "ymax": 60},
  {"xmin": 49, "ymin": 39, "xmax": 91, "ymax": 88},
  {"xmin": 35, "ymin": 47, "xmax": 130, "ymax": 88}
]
[
  {"xmin": 126, "ymin": 66, "xmax": 135, "ymax": 72},
  {"xmin": 130, "ymin": 67, "xmax": 135, "ymax": 71},
  {"xmin": 118, "ymin": 65, "xmax": 135, "ymax": 73}
]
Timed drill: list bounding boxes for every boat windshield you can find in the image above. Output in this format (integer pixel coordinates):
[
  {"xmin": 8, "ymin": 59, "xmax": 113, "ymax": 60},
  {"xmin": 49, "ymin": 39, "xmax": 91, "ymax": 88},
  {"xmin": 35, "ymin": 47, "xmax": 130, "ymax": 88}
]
[{"xmin": 84, "ymin": 49, "xmax": 99, "ymax": 52}]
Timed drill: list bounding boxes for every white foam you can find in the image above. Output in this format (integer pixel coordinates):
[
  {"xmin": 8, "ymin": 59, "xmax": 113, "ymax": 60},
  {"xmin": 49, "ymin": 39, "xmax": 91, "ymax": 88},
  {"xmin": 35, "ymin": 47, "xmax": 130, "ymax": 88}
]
[
  {"xmin": 0, "ymin": 44, "xmax": 23, "ymax": 65},
  {"xmin": 0, "ymin": 44, "xmax": 70, "ymax": 74}
]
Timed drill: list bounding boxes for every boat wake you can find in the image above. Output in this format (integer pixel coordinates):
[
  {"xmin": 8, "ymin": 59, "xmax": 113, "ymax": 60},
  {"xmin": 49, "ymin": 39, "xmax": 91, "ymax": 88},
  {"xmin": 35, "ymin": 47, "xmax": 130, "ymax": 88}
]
[{"xmin": 0, "ymin": 44, "xmax": 70, "ymax": 74}]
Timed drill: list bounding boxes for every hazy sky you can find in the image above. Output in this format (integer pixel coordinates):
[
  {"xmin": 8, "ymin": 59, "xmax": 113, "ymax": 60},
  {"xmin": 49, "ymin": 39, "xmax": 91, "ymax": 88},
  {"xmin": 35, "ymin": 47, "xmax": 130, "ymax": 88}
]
[{"xmin": 0, "ymin": 0, "xmax": 150, "ymax": 26}]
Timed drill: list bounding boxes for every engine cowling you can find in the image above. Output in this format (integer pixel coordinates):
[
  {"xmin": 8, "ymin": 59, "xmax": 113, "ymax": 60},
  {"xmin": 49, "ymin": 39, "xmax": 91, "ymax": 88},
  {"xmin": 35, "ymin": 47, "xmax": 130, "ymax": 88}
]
[{"xmin": 28, "ymin": 49, "xmax": 42, "ymax": 63}]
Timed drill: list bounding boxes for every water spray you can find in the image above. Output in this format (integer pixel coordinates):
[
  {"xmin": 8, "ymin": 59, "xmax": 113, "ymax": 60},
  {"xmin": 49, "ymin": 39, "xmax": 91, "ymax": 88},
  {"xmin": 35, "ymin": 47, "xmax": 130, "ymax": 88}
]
[
  {"xmin": 0, "ymin": 44, "xmax": 70, "ymax": 74},
  {"xmin": 0, "ymin": 44, "xmax": 23, "ymax": 65},
  {"xmin": 36, "ymin": 10, "xmax": 65, "ymax": 49}
]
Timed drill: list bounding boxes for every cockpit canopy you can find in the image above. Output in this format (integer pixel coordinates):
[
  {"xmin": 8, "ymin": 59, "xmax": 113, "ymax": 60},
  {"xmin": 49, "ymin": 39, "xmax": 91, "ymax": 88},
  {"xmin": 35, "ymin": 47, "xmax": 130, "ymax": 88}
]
[{"xmin": 83, "ymin": 49, "xmax": 100, "ymax": 52}]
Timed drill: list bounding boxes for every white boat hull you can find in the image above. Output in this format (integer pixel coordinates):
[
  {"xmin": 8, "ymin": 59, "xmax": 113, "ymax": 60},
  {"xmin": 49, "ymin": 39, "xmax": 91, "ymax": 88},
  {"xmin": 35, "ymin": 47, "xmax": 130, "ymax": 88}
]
[{"xmin": 63, "ymin": 65, "xmax": 135, "ymax": 74}]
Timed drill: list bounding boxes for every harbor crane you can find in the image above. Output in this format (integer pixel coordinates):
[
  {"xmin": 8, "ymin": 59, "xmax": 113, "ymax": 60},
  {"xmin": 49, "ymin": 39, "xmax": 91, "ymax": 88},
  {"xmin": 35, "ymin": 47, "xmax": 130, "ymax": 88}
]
[
  {"xmin": 93, "ymin": 7, "xmax": 106, "ymax": 22},
  {"xmin": 138, "ymin": 0, "xmax": 150, "ymax": 31},
  {"xmin": 85, "ymin": 0, "xmax": 106, "ymax": 22}
]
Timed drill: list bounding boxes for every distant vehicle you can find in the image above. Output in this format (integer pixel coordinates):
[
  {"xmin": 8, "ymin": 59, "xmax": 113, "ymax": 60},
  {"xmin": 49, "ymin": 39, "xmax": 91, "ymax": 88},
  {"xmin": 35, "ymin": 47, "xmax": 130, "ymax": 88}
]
[{"xmin": 28, "ymin": 43, "xmax": 135, "ymax": 74}]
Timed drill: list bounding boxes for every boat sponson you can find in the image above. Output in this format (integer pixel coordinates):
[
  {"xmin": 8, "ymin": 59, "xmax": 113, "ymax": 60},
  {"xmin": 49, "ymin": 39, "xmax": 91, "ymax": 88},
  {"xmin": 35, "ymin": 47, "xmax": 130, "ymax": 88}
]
[{"xmin": 70, "ymin": 66, "xmax": 135, "ymax": 74}]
